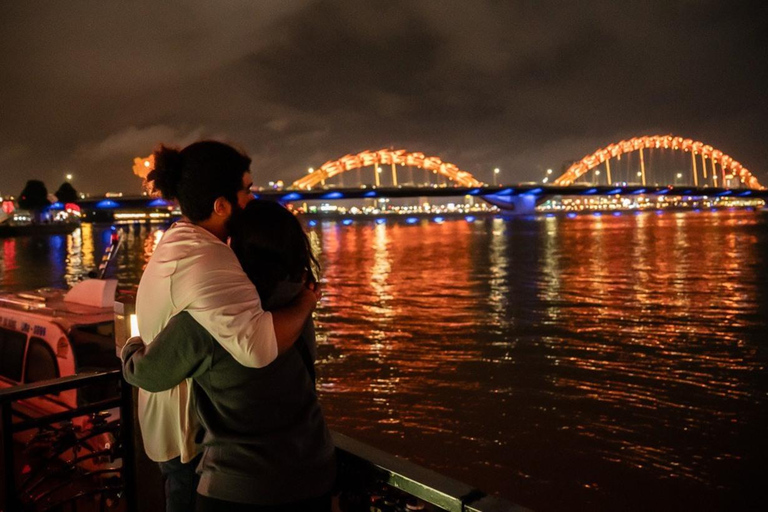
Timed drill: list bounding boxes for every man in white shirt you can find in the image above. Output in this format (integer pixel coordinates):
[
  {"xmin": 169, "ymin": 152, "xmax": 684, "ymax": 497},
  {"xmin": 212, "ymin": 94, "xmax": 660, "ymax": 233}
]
[{"xmin": 134, "ymin": 141, "xmax": 318, "ymax": 512}]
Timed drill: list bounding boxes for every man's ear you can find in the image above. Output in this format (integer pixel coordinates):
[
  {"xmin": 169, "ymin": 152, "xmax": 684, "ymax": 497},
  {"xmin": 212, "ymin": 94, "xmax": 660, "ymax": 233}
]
[{"xmin": 212, "ymin": 197, "xmax": 232, "ymax": 217}]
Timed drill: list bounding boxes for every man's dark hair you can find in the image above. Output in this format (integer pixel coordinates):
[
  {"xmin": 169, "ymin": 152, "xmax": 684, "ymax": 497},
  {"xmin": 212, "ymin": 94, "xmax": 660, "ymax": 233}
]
[{"xmin": 147, "ymin": 140, "xmax": 251, "ymax": 222}]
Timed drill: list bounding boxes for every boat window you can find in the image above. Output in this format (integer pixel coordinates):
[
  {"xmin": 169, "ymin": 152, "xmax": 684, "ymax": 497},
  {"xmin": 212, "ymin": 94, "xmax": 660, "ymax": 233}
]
[
  {"xmin": 69, "ymin": 326, "xmax": 120, "ymax": 406},
  {"xmin": 69, "ymin": 325, "xmax": 120, "ymax": 372},
  {"xmin": 0, "ymin": 326, "xmax": 27, "ymax": 382},
  {"xmin": 74, "ymin": 322, "xmax": 114, "ymax": 338},
  {"xmin": 24, "ymin": 337, "xmax": 60, "ymax": 383}
]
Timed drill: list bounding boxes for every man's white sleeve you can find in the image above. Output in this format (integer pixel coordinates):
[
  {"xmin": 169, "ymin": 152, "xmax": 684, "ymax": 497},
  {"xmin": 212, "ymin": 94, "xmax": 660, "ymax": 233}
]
[{"xmin": 172, "ymin": 245, "xmax": 278, "ymax": 368}]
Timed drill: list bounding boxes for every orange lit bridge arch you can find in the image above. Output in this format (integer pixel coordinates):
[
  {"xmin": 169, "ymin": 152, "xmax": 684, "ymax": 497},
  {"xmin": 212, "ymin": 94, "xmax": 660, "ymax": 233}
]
[
  {"xmin": 554, "ymin": 135, "xmax": 763, "ymax": 189},
  {"xmin": 291, "ymin": 149, "xmax": 484, "ymax": 189}
]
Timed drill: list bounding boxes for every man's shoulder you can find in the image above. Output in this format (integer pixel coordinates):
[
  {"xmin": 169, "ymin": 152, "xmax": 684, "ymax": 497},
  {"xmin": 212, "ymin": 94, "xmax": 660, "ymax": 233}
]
[
  {"xmin": 140, "ymin": 223, "xmax": 235, "ymax": 283},
  {"xmin": 153, "ymin": 223, "xmax": 234, "ymax": 265}
]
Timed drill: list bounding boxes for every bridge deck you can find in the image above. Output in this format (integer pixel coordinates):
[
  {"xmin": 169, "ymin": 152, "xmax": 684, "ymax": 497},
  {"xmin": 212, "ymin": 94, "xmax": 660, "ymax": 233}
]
[{"xmin": 77, "ymin": 185, "xmax": 768, "ymax": 210}]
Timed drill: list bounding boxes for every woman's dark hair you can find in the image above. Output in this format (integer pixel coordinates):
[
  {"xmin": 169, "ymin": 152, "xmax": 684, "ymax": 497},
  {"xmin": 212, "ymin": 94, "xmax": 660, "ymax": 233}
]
[
  {"xmin": 147, "ymin": 140, "xmax": 251, "ymax": 222},
  {"xmin": 229, "ymin": 200, "xmax": 319, "ymax": 303}
]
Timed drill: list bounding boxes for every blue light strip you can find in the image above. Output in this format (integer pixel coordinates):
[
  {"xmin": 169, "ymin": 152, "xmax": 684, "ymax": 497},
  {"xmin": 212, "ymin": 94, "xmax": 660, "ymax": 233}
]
[{"xmin": 96, "ymin": 199, "xmax": 119, "ymax": 209}]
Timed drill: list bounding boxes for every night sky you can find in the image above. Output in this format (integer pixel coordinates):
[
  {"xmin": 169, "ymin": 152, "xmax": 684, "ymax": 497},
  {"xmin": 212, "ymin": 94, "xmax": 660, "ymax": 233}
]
[{"xmin": 1, "ymin": 0, "xmax": 766, "ymax": 196}]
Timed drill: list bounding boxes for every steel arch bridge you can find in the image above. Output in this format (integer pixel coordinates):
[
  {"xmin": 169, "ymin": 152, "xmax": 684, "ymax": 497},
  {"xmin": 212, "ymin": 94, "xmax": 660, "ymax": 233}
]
[
  {"xmin": 554, "ymin": 135, "xmax": 763, "ymax": 189},
  {"xmin": 291, "ymin": 149, "xmax": 483, "ymax": 189}
]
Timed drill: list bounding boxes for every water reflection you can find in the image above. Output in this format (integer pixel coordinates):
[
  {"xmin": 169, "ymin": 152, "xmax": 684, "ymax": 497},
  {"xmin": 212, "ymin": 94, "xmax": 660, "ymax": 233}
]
[{"xmin": 308, "ymin": 211, "xmax": 766, "ymax": 512}]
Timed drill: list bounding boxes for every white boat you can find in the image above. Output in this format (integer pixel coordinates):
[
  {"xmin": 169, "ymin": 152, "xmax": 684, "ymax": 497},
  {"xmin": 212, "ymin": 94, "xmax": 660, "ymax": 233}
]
[{"xmin": 0, "ymin": 279, "xmax": 121, "ymax": 417}]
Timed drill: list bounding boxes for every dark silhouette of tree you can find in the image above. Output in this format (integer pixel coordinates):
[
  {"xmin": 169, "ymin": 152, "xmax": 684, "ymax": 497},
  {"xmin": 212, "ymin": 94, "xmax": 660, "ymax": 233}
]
[
  {"xmin": 18, "ymin": 180, "xmax": 51, "ymax": 221},
  {"xmin": 55, "ymin": 182, "xmax": 79, "ymax": 203}
]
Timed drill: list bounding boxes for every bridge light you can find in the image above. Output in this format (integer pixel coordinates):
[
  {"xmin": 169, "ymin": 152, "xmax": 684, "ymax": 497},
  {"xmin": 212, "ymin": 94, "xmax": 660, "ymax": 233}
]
[
  {"xmin": 66, "ymin": 173, "xmax": 73, "ymax": 181},
  {"xmin": 637, "ymin": 172, "xmax": 642, "ymax": 177},
  {"xmin": 547, "ymin": 169, "xmax": 553, "ymax": 175},
  {"xmin": 308, "ymin": 167, "xmax": 314, "ymax": 174},
  {"xmin": 542, "ymin": 177, "xmax": 549, "ymax": 183},
  {"xmin": 676, "ymin": 173, "xmax": 682, "ymax": 179}
]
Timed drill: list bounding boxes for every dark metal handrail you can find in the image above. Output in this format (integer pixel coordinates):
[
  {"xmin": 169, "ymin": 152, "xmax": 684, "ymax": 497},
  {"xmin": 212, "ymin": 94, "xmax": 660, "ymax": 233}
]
[
  {"xmin": 0, "ymin": 370, "xmax": 135, "ymax": 512},
  {"xmin": 333, "ymin": 432, "xmax": 529, "ymax": 512}
]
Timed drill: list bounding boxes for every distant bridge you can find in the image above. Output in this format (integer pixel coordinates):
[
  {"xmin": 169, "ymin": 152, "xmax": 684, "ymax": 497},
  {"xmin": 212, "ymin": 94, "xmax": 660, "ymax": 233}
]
[
  {"xmin": 109, "ymin": 139, "xmax": 763, "ymax": 216},
  {"xmin": 292, "ymin": 138, "xmax": 764, "ymax": 192}
]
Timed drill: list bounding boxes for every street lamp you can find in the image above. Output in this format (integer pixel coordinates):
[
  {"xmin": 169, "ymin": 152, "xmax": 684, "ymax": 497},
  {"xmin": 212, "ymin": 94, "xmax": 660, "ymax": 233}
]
[
  {"xmin": 547, "ymin": 169, "xmax": 553, "ymax": 175},
  {"xmin": 66, "ymin": 174, "xmax": 73, "ymax": 181},
  {"xmin": 493, "ymin": 168, "xmax": 500, "ymax": 186},
  {"xmin": 308, "ymin": 167, "xmax": 314, "ymax": 174}
]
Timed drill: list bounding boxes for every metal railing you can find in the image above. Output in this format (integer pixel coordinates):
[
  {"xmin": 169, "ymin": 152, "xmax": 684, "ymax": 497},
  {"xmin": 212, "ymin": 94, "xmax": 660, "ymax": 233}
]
[
  {"xmin": 0, "ymin": 370, "xmax": 135, "ymax": 512},
  {"xmin": 334, "ymin": 432, "xmax": 529, "ymax": 512}
]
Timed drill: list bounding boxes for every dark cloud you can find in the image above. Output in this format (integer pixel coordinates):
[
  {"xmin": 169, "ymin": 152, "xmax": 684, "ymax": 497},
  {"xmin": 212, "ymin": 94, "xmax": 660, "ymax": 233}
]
[{"xmin": 0, "ymin": 0, "xmax": 765, "ymax": 195}]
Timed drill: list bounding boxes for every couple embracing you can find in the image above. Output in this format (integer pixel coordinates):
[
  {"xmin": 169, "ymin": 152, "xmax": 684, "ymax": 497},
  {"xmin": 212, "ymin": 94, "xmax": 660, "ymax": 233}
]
[{"xmin": 121, "ymin": 141, "xmax": 335, "ymax": 512}]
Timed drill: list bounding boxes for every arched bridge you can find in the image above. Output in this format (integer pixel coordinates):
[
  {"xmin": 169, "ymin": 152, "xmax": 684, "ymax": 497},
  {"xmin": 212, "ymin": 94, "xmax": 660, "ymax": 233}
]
[
  {"xmin": 291, "ymin": 149, "xmax": 483, "ymax": 189},
  {"xmin": 554, "ymin": 135, "xmax": 763, "ymax": 189}
]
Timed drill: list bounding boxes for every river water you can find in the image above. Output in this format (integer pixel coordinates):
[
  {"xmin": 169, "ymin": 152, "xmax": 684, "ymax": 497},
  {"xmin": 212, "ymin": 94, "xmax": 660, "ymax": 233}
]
[{"xmin": 1, "ymin": 210, "xmax": 766, "ymax": 511}]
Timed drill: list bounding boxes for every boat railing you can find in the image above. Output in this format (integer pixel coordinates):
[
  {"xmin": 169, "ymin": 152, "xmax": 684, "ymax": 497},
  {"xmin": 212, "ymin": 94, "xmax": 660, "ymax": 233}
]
[
  {"xmin": 0, "ymin": 369, "xmax": 135, "ymax": 512},
  {"xmin": 1, "ymin": 371, "xmax": 529, "ymax": 512}
]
